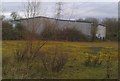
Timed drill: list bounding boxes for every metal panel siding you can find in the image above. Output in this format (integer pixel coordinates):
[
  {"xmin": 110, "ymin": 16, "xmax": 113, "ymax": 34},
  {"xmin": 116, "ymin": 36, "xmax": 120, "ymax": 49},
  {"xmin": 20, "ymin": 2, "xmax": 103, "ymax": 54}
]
[
  {"xmin": 70, "ymin": 22, "xmax": 90, "ymax": 36},
  {"xmin": 53, "ymin": 19, "xmax": 92, "ymax": 36},
  {"xmin": 20, "ymin": 17, "xmax": 45, "ymax": 34},
  {"xmin": 20, "ymin": 17, "xmax": 92, "ymax": 36}
]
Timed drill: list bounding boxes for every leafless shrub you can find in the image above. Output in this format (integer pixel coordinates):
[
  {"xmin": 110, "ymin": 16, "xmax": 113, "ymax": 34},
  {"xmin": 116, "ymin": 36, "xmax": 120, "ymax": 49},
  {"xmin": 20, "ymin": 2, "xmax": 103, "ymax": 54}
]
[
  {"xmin": 41, "ymin": 26, "xmax": 87, "ymax": 41},
  {"xmin": 13, "ymin": 0, "xmax": 47, "ymax": 62},
  {"xmin": 106, "ymin": 55, "xmax": 111, "ymax": 78},
  {"xmin": 36, "ymin": 44, "xmax": 68, "ymax": 72},
  {"xmin": 14, "ymin": 41, "xmax": 47, "ymax": 62},
  {"xmin": 50, "ymin": 46, "xmax": 68, "ymax": 72},
  {"xmin": 105, "ymin": 49, "xmax": 112, "ymax": 79},
  {"xmin": 84, "ymin": 53, "xmax": 102, "ymax": 67}
]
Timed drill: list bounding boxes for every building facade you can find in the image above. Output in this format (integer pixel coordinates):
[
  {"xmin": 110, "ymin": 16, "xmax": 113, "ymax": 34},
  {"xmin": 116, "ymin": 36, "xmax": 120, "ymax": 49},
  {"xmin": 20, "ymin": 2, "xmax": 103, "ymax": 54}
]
[
  {"xmin": 18, "ymin": 16, "xmax": 106, "ymax": 39},
  {"xmin": 96, "ymin": 25, "xmax": 106, "ymax": 39}
]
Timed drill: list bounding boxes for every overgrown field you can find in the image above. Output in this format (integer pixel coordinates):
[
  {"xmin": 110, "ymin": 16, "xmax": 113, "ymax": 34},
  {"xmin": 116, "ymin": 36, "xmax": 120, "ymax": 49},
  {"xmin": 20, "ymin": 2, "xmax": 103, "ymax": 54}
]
[{"xmin": 2, "ymin": 41, "xmax": 118, "ymax": 79}]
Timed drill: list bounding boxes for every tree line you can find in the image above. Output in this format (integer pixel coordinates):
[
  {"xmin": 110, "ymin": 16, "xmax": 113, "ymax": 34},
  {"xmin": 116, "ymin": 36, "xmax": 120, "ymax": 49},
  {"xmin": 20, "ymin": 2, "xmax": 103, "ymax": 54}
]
[{"xmin": 2, "ymin": 21, "xmax": 25, "ymax": 40}]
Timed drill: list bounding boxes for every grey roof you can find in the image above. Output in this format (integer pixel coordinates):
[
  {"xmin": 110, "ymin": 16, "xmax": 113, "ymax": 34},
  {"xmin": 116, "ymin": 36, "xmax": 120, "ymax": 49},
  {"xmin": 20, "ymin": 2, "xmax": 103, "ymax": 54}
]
[{"xmin": 17, "ymin": 16, "xmax": 92, "ymax": 23}]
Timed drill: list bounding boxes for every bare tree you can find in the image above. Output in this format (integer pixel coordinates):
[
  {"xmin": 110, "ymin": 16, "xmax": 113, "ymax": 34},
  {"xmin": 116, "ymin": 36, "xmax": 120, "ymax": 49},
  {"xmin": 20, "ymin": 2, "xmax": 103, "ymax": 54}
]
[
  {"xmin": 24, "ymin": 0, "xmax": 47, "ymax": 58},
  {"xmin": 24, "ymin": 0, "xmax": 41, "ymax": 40},
  {"xmin": 102, "ymin": 18, "xmax": 118, "ymax": 41},
  {"xmin": 10, "ymin": 12, "xmax": 21, "ymax": 20},
  {"xmin": 0, "ymin": 15, "xmax": 5, "ymax": 21},
  {"xmin": 52, "ymin": 1, "xmax": 63, "ymax": 40},
  {"xmin": 14, "ymin": 0, "xmax": 47, "ymax": 61},
  {"xmin": 85, "ymin": 17, "xmax": 99, "ymax": 41}
]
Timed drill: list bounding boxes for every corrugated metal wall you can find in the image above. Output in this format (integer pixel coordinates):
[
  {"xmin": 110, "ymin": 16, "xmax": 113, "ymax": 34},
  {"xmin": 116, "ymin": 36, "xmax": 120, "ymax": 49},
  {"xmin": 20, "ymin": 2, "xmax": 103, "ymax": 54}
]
[{"xmin": 20, "ymin": 17, "xmax": 92, "ymax": 37}]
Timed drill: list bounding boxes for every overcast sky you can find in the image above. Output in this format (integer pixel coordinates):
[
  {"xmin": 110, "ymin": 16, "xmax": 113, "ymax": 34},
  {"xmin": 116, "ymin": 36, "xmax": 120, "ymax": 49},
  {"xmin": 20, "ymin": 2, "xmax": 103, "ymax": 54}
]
[
  {"xmin": 1, "ymin": 0, "xmax": 119, "ymax": 2},
  {"xmin": 1, "ymin": 1, "xmax": 118, "ymax": 20}
]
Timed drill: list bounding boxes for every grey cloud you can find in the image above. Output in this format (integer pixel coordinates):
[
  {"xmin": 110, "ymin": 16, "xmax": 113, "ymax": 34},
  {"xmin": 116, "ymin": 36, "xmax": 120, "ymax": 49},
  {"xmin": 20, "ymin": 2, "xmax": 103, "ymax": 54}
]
[{"xmin": 2, "ymin": 2, "xmax": 118, "ymax": 19}]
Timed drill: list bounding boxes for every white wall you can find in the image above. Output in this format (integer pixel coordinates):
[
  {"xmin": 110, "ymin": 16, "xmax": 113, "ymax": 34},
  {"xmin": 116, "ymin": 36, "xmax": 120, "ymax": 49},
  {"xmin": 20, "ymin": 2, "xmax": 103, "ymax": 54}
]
[{"xmin": 96, "ymin": 25, "xmax": 106, "ymax": 39}]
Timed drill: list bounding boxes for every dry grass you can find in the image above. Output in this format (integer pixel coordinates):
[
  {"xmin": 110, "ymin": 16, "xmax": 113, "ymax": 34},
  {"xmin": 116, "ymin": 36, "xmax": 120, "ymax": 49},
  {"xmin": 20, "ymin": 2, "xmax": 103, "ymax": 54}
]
[{"xmin": 2, "ymin": 41, "xmax": 118, "ymax": 79}]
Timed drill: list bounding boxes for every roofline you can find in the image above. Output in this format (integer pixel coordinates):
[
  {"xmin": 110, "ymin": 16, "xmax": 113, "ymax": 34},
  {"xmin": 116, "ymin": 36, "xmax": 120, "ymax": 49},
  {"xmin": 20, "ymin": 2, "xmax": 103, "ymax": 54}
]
[
  {"xmin": 16, "ymin": 16, "xmax": 92, "ymax": 23},
  {"xmin": 98, "ymin": 24, "xmax": 105, "ymax": 27}
]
